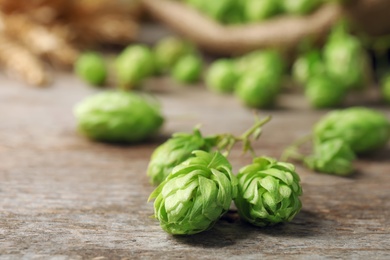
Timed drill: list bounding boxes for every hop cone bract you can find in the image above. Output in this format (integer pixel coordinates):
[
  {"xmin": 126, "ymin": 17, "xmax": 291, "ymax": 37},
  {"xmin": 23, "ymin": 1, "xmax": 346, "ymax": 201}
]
[
  {"xmin": 149, "ymin": 150, "xmax": 238, "ymax": 235},
  {"xmin": 235, "ymin": 157, "xmax": 302, "ymax": 227},
  {"xmin": 147, "ymin": 129, "xmax": 216, "ymax": 185},
  {"xmin": 304, "ymin": 139, "xmax": 356, "ymax": 176},
  {"xmin": 314, "ymin": 107, "xmax": 390, "ymax": 154}
]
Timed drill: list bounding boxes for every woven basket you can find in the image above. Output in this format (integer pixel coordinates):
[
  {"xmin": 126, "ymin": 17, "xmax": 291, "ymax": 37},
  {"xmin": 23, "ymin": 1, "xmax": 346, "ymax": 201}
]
[{"xmin": 142, "ymin": 0, "xmax": 390, "ymax": 55}]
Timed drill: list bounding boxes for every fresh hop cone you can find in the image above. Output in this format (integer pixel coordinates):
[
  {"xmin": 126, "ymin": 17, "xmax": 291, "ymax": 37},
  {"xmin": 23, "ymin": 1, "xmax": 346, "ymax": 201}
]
[
  {"xmin": 304, "ymin": 139, "xmax": 356, "ymax": 176},
  {"xmin": 235, "ymin": 50, "xmax": 285, "ymax": 80},
  {"xmin": 323, "ymin": 26, "xmax": 366, "ymax": 90},
  {"xmin": 74, "ymin": 90, "xmax": 164, "ymax": 143},
  {"xmin": 116, "ymin": 45, "xmax": 155, "ymax": 89},
  {"xmin": 381, "ymin": 74, "xmax": 390, "ymax": 104},
  {"xmin": 304, "ymin": 75, "xmax": 346, "ymax": 108},
  {"xmin": 234, "ymin": 157, "xmax": 302, "ymax": 227},
  {"xmin": 171, "ymin": 54, "xmax": 203, "ymax": 83},
  {"xmin": 149, "ymin": 150, "xmax": 238, "ymax": 235},
  {"xmin": 292, "ymin": 50, "xmax": 324, "ymax": 85},
  {"xmin": 154, "ymin": 36, "xmax": 194, "ymax": 73},
  {"xmin": 235, "ymin": 71, "xmax": 280, "ymax": 108},
  {"xmin": 314, "ymin": 107, "xmax": 390, "ymax": 154},
  {"xmin": 75, "ymin": 52, "xmax": 107, "ymax": 86},
  {"xmin": 147, "ymin": 129, "xmax": 216, "ymax": 185},
  {"xmin": 205, "ymin": 59, "xmax": 238, "ymax": 93},
  {"xmin": 244, "ymin": 0, "xmax": 280, "ymax": 22},
  {"xmin": 282, "ymin": 0, "xmax": 322, "ymax": 15}
]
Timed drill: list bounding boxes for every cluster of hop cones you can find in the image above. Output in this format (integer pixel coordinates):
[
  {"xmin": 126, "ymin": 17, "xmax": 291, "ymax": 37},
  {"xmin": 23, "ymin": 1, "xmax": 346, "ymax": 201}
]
[
  {"xmin": 1, "ymin": 0, "xmax": 389, "ymax": 87},
  {"xmin": 142, "ymin": 0, "xmax": 390, "ymax": 55}
]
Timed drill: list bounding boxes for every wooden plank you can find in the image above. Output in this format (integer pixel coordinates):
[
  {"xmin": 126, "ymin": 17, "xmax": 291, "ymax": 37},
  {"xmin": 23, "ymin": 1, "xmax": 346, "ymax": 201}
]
[{"xmin": 0, "ymin": 74, "xmax": 389, "ymax": 259}]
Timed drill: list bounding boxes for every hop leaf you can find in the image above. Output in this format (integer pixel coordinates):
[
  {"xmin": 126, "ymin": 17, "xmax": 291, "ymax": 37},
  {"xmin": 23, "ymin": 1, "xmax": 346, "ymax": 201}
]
[
  {"xmin": 235, "ymin": 157, "xmax": 302, "ymax": 227},
  {"xmin": 304, "ymin": 139, "xmax": 356, "ymax": 176},
  {"xmin": 74, "ymin": 90, "xmax": 164, "ymax": 143},
  {"xmin": 314, "ymin": 107, "xmax": 390, "ymax": 154},
  {"xmin": 149, "ymin": 150, "xmax": 238, "ymax": 235},
  {"xmin": 147, "ymin": 129, "xmax": 216, "ymax": 185}
]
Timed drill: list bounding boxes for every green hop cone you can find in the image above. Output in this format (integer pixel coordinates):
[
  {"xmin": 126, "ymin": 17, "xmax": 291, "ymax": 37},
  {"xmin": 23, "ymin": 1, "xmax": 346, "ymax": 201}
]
[
  {"xmin": 304, "ymin": 75, "xmax": 346, "ymax": 108},
  {"xmin": 292, "ymin": 50, "xmax": 324, "ymax": 85},
  {"xmin": 185, "ymin": 0, "xmax": 207, "ymax": 12},
  {"xmin": 304, "ymin": 139, "xmax": 356, "ymax": 176},
  {"xmin": 222, "ymin": 3, "xmax": 246, "ymax": 25},
  {"xmin": 201, "ymin": 0, "xmax": 235, "ymax": 22},
  {"xmin": 74, "ymin": 90, "xmax": 164, "ymax": 143},
  {"xmin": 171, "ymin": 54, "xmax": 203, "ymax": 84},
  {"xmin": 235, "ymin": 71, "xmax": 280, "ymax": 108},
  {"xmin": 244, "ymin": 0, "xmax": 280, "ymax": 22},
  {"xmin": 149, "ymin": 150, "xmax": 238, "ymax": 235},
  {"xmin": 116, "ymin": 44, "xmax": 155, "ymax": 89},
  {"xmin": 236, "ymin": 50, "xmax": 285, "ymax": 80},
  {"xmin": 282, "ymin": 0, "xmax": 322, "ymax": 15},
  {"xmin": 323, "ymin": 33, "xmax": 366, "ymax": 90},
  {"xmin": 381, "ymin": 74, "xmax": 390, "ymax": 104},
  {"xmin": 75, "ymin": 52, "xmax": 107, "ymax": 86},
  {"xmin": 205, "ymin": 59, "xmax": 238, "ymax": 93},
  {"xmin": 154, "ymin": 37, "xmax": 194, "ymax": 73},
  {"xmin": 235, "ymin": 157, "xmax": 302, "ymax": 227},
  {"xmin": 314, "ymin": 107, "xmax": 390, "ymax": 154},
  {"xmin": 147, "ymin": 128, "xmax": 217, "ymax": 185}
]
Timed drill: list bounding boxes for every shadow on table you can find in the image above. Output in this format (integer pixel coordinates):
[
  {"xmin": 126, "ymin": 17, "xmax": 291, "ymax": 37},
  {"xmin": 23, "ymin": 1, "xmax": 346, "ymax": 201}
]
[
  {"xmin": 173, "ymin": 209, "xmax": 325, "ymax": 248},
  {"xmin": 357, "ymin": 146, "xmax": 390, "ymax": 163}
]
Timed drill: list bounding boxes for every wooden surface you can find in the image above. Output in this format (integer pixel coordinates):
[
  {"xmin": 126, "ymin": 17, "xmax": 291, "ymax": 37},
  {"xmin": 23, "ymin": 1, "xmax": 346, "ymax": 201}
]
[{"xmin": 1, "ymin": 72, "xmax": 390, "ymax": 259}]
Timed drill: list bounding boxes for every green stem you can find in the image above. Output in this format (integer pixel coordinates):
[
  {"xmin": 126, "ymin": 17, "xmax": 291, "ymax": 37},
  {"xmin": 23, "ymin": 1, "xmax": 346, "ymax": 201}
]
[
  {"xmin": 216, "ymin": 115, "xmax": 272, "ymax": 158},
  {"xmin": 240, "ymin": 115, "xmax": 272, "ymax": 140},
  {"xmin": 280, "ymin": 134, "xmax": 312, "ymax": 162}
]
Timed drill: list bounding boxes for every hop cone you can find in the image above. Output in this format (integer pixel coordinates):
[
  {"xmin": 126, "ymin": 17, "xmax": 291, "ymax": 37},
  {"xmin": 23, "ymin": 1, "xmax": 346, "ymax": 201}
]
[
  {"xmin": 235, "ymin": 157, "xmax": 302, "ymax": 227},
  {"xmin": 75, "ymin": 52, "xmax": 107, "ymax": 86},
  {"xmin": 324, "ymin": 33, "xmax": 365, "ymax": 89},
  {"xmin": 304, "ymin": 75, "xmax": 346, "ymax": 108},
  {"xmin": 74, "ymin": 91, "xmax": 164, "ymax": 143},
  {"xmin": 149, "ymin": 150, "xmax": 238, "ymax": 235},
  {"xmin": 282, "ymin": 0, "xmax": 322, "ymax": 15},
  {"xmin": 236, "ymin": 50, "xmax": 285, "ymax": 80},
  {"xmin": 304, "ymin": 139, "xmax": 356, "ymax": 176},
  {"xmin": 381, "ymin": 74, "xmax": 390, "ymax": 104},
  {"xmin": 154, "ymin": 36, "xmax": 193, "ymax": 73},
  {"xmin": 292, "ymin": 50, "xmax": 324, "ymax": 85},
  {"xmin": 147, "ymin": 129, "xmax": 216, "ymax": 185},
  {"xmin": 116, "ymin": 45, "xmax": 155, "ymax": 88},
  {"xmin": 314, "ymin": 107, "xmax": 390, "ymax": 154}
]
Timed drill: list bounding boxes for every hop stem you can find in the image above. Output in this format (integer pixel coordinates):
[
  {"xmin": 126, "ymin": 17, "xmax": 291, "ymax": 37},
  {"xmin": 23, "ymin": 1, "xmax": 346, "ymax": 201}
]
[
  {"xmin": 216, "ymin": 114, "xmax": 272, "ymax": 158},
  {"xmin": 280, "ymin": 134, "xmax": 312, "ymax": 162}
]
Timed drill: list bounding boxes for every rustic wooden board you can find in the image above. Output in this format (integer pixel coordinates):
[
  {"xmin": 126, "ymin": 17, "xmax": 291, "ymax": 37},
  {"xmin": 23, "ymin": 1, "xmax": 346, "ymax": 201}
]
[{"xmin": 0, "ymin": 73, "xmax": 389, "ymax": 259}]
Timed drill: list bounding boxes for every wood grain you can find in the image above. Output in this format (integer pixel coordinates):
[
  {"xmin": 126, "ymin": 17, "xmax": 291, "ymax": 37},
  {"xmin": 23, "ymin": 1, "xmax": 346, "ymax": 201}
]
[{"xmin": 0, "ymin": 73, "xmax": 389, "ymax": 259}]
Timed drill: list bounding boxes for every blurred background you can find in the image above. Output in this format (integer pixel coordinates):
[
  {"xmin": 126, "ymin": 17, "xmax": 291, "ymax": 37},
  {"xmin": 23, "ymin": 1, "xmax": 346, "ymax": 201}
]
[{"xmin": 1, "ymin": 0, "xmax": 390, "ymax": 108}]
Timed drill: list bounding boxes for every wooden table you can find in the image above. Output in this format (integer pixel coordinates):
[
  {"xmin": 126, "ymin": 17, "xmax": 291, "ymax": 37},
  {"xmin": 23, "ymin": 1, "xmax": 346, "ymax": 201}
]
[{"xmin": 1, "ymin": 72, "xmax": 389, "ymax": 259}]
